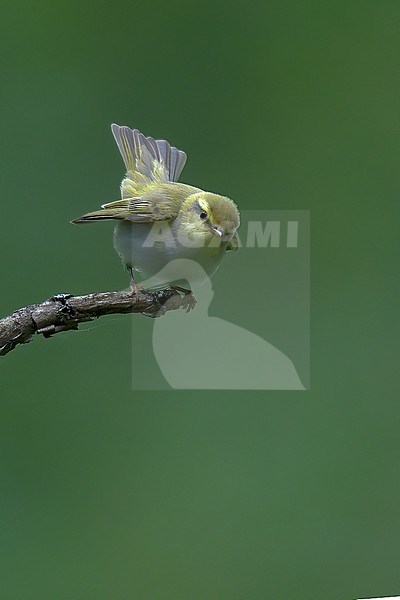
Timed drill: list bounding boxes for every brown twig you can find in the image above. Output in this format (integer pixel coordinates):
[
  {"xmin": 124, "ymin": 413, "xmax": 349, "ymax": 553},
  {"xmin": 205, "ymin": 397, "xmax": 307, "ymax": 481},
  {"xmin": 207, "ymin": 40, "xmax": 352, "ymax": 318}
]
[{"xmin": 0, "ymin": 288, "xmax": 194, "ymax": 357}]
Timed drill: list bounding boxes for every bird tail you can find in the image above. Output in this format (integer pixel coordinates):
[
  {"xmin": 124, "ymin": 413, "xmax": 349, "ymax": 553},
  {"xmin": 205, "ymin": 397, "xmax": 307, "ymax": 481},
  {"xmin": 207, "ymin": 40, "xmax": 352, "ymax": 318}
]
[{"xmin": 111, "ymin": 123, "xmax": 187, "ymax": 184}]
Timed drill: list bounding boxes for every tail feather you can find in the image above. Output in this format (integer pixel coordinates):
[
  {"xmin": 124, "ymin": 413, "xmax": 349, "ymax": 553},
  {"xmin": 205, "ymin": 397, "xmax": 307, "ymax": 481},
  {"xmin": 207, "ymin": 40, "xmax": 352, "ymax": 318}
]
[{"xmin": 111, "ymin": 123, "xmax": 187, "ymax": 183}]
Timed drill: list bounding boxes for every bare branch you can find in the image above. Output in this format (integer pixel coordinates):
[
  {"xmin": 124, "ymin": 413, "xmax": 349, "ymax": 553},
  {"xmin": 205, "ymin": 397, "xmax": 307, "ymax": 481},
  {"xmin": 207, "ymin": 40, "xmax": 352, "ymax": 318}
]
[{"xmin": 0, "ymin": 288, "xmax": 195, "ymax": 357}]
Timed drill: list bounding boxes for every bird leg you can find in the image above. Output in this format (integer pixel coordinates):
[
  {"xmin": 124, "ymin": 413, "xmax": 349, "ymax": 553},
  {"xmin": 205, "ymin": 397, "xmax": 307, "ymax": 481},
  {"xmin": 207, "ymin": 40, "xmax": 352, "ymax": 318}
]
[{"xmin": 127, "ymin": 266, "xmax": 142, "ymax": 296}]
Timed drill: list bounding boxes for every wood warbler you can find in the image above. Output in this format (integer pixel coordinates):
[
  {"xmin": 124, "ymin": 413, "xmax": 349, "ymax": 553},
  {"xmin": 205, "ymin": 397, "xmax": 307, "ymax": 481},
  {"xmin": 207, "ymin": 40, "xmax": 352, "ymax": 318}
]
[{"xmin": 72, "ymin": 124, "xmax": 240, "ymax": 289}]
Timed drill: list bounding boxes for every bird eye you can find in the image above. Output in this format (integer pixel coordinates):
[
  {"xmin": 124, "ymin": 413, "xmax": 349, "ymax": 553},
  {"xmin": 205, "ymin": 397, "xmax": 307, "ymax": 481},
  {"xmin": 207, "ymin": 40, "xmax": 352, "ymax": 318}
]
[{"xmin": 200, "ymin": 210, "xmax": 207, "ymax": 220}]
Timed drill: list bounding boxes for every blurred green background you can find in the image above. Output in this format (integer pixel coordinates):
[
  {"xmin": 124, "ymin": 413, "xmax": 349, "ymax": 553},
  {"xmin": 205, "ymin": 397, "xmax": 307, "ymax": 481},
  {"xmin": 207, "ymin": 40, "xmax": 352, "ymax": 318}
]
[{"xmin": 1, "ymin": 1, "xmax": 399, "ymax": 598}]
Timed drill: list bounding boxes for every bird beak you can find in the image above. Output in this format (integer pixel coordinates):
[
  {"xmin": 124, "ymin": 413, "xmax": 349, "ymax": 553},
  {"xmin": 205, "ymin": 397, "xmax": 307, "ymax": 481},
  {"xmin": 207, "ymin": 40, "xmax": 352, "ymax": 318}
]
[{"xmin": 211, "ymin": 226, "xmax": 223, "ymax": 238}]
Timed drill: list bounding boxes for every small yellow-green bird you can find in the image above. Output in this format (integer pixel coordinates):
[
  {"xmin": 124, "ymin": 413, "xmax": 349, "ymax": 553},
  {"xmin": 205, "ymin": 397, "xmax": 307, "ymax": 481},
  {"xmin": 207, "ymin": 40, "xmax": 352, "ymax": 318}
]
[{"xmin": 72, "ymin": 124, "xmax": 240, "ymax": 289}]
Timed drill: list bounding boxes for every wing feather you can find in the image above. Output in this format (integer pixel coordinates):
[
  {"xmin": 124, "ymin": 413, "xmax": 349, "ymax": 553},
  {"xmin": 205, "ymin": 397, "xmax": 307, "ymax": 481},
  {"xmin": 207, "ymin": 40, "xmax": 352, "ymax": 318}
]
[
  {"xmin": 72, "ymin": 125, "xmax": 190, "ymax": 224},
  {"xmin": 72, "ymin": 191, "xmax": 182, "ymax": 224}
]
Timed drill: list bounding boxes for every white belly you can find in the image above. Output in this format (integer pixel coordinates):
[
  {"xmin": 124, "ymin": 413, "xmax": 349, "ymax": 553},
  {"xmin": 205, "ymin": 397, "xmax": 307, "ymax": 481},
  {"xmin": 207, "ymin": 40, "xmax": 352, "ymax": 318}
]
[{"xmin": 113, "ymin": 220, "xmax": 227, "ymax": 288}]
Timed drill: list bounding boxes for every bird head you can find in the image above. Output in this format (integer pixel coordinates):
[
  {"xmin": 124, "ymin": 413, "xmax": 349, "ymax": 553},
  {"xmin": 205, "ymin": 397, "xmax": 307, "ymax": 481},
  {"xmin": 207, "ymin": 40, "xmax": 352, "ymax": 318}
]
[{"xmin": 178, "ymin": 192, "xmax": 240, "ymax": 246}]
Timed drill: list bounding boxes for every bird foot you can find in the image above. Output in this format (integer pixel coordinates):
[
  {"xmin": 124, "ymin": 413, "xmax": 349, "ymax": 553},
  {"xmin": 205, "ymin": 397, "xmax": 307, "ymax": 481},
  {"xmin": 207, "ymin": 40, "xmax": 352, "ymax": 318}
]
[
  {"xmin": 170, "ymin": 286, "xmax": 197, "ymax": 312},
  {"xmin": 130, "ymin": 281, "xmax": 143, "ymax": 297}
]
